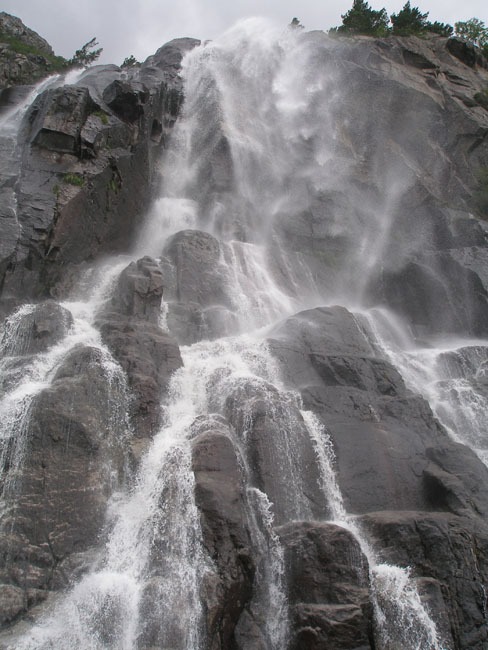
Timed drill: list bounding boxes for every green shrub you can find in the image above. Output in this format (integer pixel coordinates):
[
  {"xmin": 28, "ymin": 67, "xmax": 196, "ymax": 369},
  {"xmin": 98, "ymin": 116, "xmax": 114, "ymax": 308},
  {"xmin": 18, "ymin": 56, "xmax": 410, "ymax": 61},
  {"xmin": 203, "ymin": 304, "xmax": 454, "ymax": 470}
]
[
  {"xmin": 68, "ymin": 37, "xmax": 102, "ymax": 68},
  {"xmin": 391, "ymin": 2, "xmax": 429, "ymax": 35},
  {"xmin": 0, "ymin": 31, "xmax": 68, "ymax": 71},
  {"xmin": 92, "ymin": 110, "xmax": 109, "ymax": 125},
  {"xmin": 427, "ymin": 21, "xmax": 453, "ymax": 36},
  {"xmin": 62, "ymin": 172, "xmax": 84, "ymax": 187},
  {"xmin": 474, "ymin": 89, "xmax": 488, "ymax": 110},
  {"xmin": 455, "ymin": 18, "xmax": 488, "ymax": 48},
  {"xmin": 474, "ymin": 167, "xmax": 488, "ymax": 218},
  {"xmin": 121, "ymin": 55, "xmax": 139, "ymax": 68},
  {"xmin": 334, "ymin": 0, "xmax": 390, "ymax": 36}
]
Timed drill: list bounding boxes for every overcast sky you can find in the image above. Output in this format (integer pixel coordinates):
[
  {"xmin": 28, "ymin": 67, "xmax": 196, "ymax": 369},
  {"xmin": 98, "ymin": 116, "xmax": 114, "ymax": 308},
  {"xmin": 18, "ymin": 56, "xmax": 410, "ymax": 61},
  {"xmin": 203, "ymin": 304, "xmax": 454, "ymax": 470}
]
[{"xmin": 3, "ymin": 0, "xmax": 488, "ymax": 65}]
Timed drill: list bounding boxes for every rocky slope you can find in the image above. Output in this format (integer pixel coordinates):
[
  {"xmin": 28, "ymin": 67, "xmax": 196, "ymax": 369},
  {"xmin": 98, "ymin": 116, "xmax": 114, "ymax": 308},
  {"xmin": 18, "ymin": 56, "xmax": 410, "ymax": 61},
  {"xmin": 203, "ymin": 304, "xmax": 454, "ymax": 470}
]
[
  {"xmin": 1, "ymin": 13, "xmax": 488, "ymax": 650},
  {"xmin": 0, "ymin": 12, "xmax": 62, "ymax": 90}
]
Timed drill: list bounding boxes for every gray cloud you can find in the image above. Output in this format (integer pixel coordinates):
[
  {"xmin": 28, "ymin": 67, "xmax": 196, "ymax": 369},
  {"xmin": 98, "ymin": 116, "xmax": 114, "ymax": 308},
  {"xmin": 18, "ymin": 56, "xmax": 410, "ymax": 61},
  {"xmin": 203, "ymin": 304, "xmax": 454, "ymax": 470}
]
[{"xmin": 2, "ymin": 0, "xmax": 487, "ymax": 64}]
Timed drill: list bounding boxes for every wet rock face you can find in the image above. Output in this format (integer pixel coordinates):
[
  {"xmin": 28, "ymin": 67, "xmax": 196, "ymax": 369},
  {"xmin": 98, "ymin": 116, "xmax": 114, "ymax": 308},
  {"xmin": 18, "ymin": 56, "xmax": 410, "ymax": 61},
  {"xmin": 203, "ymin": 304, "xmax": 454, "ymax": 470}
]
[
  {"xmin": 97, "ymin": 256, "xmax": 182, "ymax": 441},
  {"xmin": 223, "ymin": 378, "xmax": 327, "ymax": 525},
  {"xmin": 0, "ymin": 300, "xmax": 72, "ymax": 356},
  {"xmin": 376, "ymin": 255, "xmax": 488, "ymax": 337},
  {"xmin": 97, "ymin": 317, "xmax": 182, "ymax": 439},
  {"xmin": 106, "ymin": 256, "xmax": 165, "ymax": 323},
  {"xmin": 0, "ymin": 301, "xmax": 73, "ymax": 395},
  {"xmin": 268, "ymin": 303, "xmax": 488, "ymax": 648},
  {"xmin": 0, "ymin": 345, "xmax": 128, "ymax": 619},
  {"xmin": 278, "ymin": 522, "xmax": 373, "ymax": 650},
  {"xmin": 162, "ymin": 229, "xmax": 237, "ymax": 344},
  {"xmin": 360, "ymin": 511, "xmax": 488, "ymax": 649},
  {"xmin": 191, "ymin": 422, "xmax": 255, "ymax": 648},
  {"xmin": 31, "ymin": 86, "xmax": 98, "ymax": 155},
  {"xmin": 103, "ymin": 80, "xmax": 148, "ymax": 122},
  {"xmin": 0, "ymin": 37, "xmax": 199, "ymax": 305},
  {"xmin": 268, "ymin": 305, "xmax": 488, "ymax": 518},
  {"xmin": 268, "ymin": 306, "xmax": 435, "ymax": 514}
]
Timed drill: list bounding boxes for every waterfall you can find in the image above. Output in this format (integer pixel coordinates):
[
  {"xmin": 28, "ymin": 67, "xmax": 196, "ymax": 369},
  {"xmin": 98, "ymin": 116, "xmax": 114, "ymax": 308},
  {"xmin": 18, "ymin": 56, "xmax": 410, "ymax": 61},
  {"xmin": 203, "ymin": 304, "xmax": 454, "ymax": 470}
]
[{"xmin": 2, "ymin": 15, "xmax": 488, "ymax": 650}]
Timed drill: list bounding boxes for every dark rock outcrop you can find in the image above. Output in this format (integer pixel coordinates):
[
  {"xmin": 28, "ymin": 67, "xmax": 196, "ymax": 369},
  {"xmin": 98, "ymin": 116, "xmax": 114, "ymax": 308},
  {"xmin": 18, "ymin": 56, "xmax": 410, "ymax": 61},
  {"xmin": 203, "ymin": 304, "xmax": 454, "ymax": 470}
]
[
  {"xmin": 191, "ymin": 420, "xmax": 255, "ymax": 648},
  {"xmin": 0, "ymin": 345, "xmax": 128, "ymax": 620},
  {"xmin": 0, "ymin": 13, "xmax": 58, "ymax": 90},
  {"xmin": 360, "ymin": 511, "xmax": 488, "ymax": 648},
  {"xmin": 278, "ymin": 521, "xmax": 373, "ymax": 650},
  {"xmin": 0, "ymin": 36, "xmax": 199, "ymax": 310},
  {"xmin": 162, "ymin": 229, "xmax": 236, "ymax": 344},
  {"xmin": 0, "ymin": 300, "xmax": 72, "ymax": 356},
  {"xmin": 97, "ymin": 256, "xmax": 182, "ymax": 443},
  {"xmin": 30, "ymin": 85, "xmax": 98, "ymax": 155}
]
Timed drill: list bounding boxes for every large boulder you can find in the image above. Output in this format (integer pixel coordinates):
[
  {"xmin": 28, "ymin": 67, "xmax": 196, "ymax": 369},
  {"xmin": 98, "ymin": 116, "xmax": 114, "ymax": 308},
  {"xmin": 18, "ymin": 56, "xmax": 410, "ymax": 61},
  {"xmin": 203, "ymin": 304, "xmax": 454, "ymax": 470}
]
[
  {"xmin": 267, "ymin": 306, "xmax": 488, "ymax": 518},
  {"xmin": 97, "ymin": 317, "xmax": 182, "ymax": 440},
  {"xmin": 191, "ymin": 420, "xmax": 255, "ymax": 648},
  {"xmin": 161, "ymin": 230, "xmax": 238, "ymax": 344},
  {"xmin": 223, "ymin": 376, "xmax": 327, "ymax": 525},
  {"xmin": 31, "ymin": 86, "xmax": 98, "ymax": 155},
  {"xmin": 104, "ymin": 256, "xmax": 164, "ymax": 323},
  {"xmin": 360, "ymin": 511, "xmax": 488, "ymax": 649},
  {"xmin": 102, "ymin": 80, "xmax": 148, "ymax": 123},
  {"xmin": 278, "ymin": 521, "xmax": 373, "ymax": 650},
  {"xmin": 97, "ymin": 256, "xmax": 182, "ymax": 442},
  {"xmin": 0, "ymin": 300, "xmax": 72, "ymax": 357},
  {"xmin": 0, "ymin": 301, "xmax": 73, "ymax": 395},
  {"xmin": 0, "ymin": 345, "xmax": 129, "ymax": 620}
]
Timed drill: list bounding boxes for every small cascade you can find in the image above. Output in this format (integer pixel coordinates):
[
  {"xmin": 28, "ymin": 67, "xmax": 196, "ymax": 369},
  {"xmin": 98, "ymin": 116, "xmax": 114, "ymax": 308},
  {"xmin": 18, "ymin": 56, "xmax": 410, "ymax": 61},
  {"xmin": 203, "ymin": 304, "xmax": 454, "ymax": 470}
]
[
  {"xmin": 245, "ymin": 488, "xmax": 289, "ymax": 649},
  {"xmin": 222, "ymin": 241, "xmax": 296, "ymax": 330},
  {"xmin": 0, "ymin": 259, "xmax": 129, "ymax": 514},
  {"xmin": 359, "ymin": 307, "xmax": 488, "ymax": 466},
  {"xmin": 371, "ymin": 564, "xmax": 442, "ymax": 650},
  {"xmin": 0, "ymin": 74, "xmax": 61, "ymax": 131},
  {"xmin": 0, "ymin": 75, "xmax": 63, "ymax": 275},
  {"xmin": 12, "ymin": 334, "xmax": 294, "ymax": 649},
  {"xmin": 301, "ymin": 410, "xmax": 443, "ymax": 650}
]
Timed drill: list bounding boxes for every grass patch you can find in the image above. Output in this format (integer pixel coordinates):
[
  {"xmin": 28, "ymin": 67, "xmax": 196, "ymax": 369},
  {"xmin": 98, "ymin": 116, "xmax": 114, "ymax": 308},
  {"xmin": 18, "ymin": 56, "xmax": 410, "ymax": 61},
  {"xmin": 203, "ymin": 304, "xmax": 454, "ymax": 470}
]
[
  {"xmin": 62, "ymin": 172, "xmax": 84, "ymax": 187},
  {"xmin": 473, "ymin": 166, "xmax": 488, "ymax": 218},
  {"xmin": 0, "ymin": 32, "xmax": 68, "ymax": 71},
  {"xmin": 92, "ymin": 110, "xmax": 109, "ymax": 125},
  {"xmin": 474, "ymin": 88, "xmax": 488, "ymax": 110}
]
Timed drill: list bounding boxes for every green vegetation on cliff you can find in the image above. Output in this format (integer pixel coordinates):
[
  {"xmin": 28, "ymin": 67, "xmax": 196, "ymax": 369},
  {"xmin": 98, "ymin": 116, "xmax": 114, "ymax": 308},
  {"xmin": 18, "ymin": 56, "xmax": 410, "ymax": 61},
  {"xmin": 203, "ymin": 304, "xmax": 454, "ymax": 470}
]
[
  {"xmin": 0, "ymin": 31, "xmax": 68, "ymax": 71},
  {"xmin": 330, "ymin": 1, "xmax": 466, "ymax": 42}
]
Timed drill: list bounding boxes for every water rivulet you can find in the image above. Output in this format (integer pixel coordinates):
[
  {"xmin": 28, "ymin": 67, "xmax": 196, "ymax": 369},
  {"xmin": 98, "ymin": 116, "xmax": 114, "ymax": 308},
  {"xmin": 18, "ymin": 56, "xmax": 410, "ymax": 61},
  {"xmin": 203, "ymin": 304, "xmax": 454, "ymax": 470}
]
[{"xmin": 1, "ymin": 16, "xmax": 488, "ymax": 649}]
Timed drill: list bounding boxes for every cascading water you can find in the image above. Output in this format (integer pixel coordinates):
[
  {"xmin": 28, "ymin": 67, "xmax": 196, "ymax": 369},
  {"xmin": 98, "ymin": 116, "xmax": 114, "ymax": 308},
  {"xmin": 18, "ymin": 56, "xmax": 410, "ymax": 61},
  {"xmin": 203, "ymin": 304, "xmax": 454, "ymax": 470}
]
[
  {"xmin": 2, "ymin": 15, "xmax": 488, "ymax": 650},
  {"xmin": 0, "ymin": 258, "xmax": 130, "ymax": 505},
  {"xmin": 358, "ymin": 307, "xmax": 488, "ymax": 467}
]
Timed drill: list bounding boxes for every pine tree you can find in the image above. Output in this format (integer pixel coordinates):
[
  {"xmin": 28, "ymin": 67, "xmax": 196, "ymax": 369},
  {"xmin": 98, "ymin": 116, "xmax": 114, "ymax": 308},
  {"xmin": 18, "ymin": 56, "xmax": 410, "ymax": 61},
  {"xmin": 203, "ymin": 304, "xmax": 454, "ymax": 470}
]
[
  {"xmin": 336, "ymin": 0, "xmax": 390, "ymax": 36},
  {"xmin": 69, "ymin": 38, "xmax": 103, "ymax": 68},
  {"xmin": 391, "ymin": 2, "xmax": 428, "ymax": 35}
]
